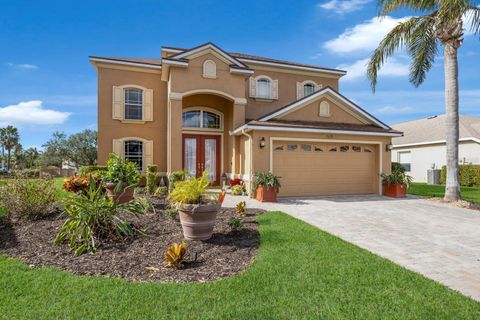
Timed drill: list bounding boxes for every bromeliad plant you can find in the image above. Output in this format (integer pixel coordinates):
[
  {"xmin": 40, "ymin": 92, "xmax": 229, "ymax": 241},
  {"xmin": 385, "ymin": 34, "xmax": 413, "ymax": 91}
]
[{"xmin": 54, "ymin": 177, "xmax": 147, "ymax": 256}]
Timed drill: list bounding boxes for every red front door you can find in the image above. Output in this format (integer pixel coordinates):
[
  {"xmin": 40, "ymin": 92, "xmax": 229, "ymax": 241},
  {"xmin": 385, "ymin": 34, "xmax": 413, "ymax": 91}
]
[{"xmin": 182, "ymin": 134, "xmax": 221, "ymax": 185}]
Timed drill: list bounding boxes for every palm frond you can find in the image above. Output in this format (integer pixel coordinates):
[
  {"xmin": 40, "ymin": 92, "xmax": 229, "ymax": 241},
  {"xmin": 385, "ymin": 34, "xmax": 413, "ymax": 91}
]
[
  {"xmin": 378, "ymin": 0, "xmax": 437, "ymax": 15},
  {"xmin": 466, "ymin": 6, "xmax": 480, "ymax": 36},
  {"xmin": 367, "ymin": 17, "xmax": 425, "ymax": 91},
  {"xmin": 407, "ymin": 18, "xmax": 438, "ymax": 86}
]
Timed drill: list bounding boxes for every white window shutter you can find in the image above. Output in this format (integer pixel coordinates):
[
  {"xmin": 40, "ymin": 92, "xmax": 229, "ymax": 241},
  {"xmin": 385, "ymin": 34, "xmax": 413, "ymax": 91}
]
[
  {"xmin": 272, "ymin": 80, "xmax": 278, "ymax": 100},
  {"xmin": 144, "ymin": 89, "xmax": 153, "ymax": 121},
  {"xmin": 112, "ymin": 139, "xmax": 124, "ymax": 156},
  {"xmin": 249, "ymin": 77, "xmax": 257, "ymax": 98},
  {"xmin": 144, "ymin": 140, "xmax": 153, "ymax": 167},
  {"xmin": 296, "ymin": 82, "xmax": 303, "ymax": 100},
  {"xmin": 112, "ymin": 86, "xmax": 124, "ymax": 120}
]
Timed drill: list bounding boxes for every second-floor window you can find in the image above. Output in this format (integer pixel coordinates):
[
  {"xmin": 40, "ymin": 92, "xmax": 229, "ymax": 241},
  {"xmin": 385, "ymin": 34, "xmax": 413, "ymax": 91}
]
[
  {"xmin": 304, "ymin": 83, "xmax": 316, "ymax": 96},
  {"xmin": 257, "ymin": 78, "xmax": 271, "ymax": 99},
  {"xmin": 124, "ymin": 88, "xmax": 143, "ymax": 120}
]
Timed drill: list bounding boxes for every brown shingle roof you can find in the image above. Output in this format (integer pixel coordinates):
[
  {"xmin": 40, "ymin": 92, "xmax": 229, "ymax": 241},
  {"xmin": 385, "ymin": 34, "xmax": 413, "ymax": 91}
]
[
  {"xmin": 392, "ymin": 115, "xmax": 480, "ymax": 145},
  {"xmin": 246, "ymin": 119, "xmax": 401, "ymax": 134}
]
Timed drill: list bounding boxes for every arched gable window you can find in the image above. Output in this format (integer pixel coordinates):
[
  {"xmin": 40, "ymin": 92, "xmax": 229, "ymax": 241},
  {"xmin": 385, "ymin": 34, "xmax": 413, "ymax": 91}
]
[
  {"xmin": 182, "ymin": 108, "xmax": 223, "ymax": 130},
  {"xmin": 303, "ymin": 83, "xmax": 316, "ymax": 97},
  {"xmin": 297, "ymin": 81, "xmax": 322, "ymax": 99},
  {"xmin": 202, "ymin": 60, "xmax": 217, "ymax": 78}
]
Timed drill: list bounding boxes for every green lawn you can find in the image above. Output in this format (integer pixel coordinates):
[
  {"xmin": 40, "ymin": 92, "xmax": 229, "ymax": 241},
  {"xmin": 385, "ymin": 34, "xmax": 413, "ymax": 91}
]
[
  {"xmin": 408, "ymin": 182, "xmax": 480, "ymax": 203},
  {"xmin": 1, "ymin": 212, "xmax": 479, "ymax": 319}
]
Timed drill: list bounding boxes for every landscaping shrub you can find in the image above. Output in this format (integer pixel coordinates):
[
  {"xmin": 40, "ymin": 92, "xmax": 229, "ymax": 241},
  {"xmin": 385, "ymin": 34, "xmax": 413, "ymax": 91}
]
[
  {"xmin": 154, "ymin": 186, "xmax": 168, "ymax": 197},
  {"xmin": 78, "ymin": 165, "xmax": 107, "ymax": 177},
  {"xmin": 63, "ymin": 175, "xmax": 100, "ymax": 194},
  {"xmin": 100, "ymin": 153, "xmax": 140, "ymax": 186},
  {"xmin": 231, "ymin": 184, "xmax": 245, "ymax": 196},
  {"xmin": 54, "ymin": 177, "xmax": 147, "ymax": 256},
  {"xmin": 382, "ymin": 162, "xmax": 413, "ymax": 186},
  {"xmin": 168, "ymin": 169, "xmax": 188, "ymax": 192},
  {"xmin": 169, "ymin": 172, "xmax": 216, "ymax": 206},
  {"xmin": 13, "ymin": 168, "xmax": 40, "ymax": 178},
  {"xmin": 163, "ymin": 208, "xmax": 178, "ymax": 218},
  {"xmin": 146, "ymin": 164, "xmax": 158, "ymax": 194},
  {"xmin": 228, "ymin": 216, "xmax": 243, "ymax": 231},
  {"xmin": 441, "ymin": 164, "xmax": 480, "ymax": 186},
  {"xmin": 0, "ymin": 177, "xmax": 56, "ymax": 220},
  {"xmin": 236, "ymin": 201, "xmax": 246, "ymax": 217}
]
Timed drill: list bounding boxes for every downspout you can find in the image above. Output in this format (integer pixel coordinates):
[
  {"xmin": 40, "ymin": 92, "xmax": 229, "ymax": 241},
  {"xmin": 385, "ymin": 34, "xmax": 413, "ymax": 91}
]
[{"xmin": 241, "ymin": 129, "xmax": 254, "ymax": 197}]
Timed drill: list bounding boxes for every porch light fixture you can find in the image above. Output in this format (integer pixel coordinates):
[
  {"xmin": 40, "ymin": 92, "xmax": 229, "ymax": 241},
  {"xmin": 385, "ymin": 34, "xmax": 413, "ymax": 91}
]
[
  {"xmin": 259, "ymin": 137, "xmax": 266, "ymax": 149},
  {"xmin": 386, "ymin": 143, "xmax": 393, "ymax": 152}
]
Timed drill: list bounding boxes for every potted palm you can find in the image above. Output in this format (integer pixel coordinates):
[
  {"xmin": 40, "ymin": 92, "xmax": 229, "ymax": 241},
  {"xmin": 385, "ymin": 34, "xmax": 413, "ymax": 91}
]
[
  {"xmin": 253, "ymin": 172, "xmax": 281, "ymax": 202},
  {"xmin": 101, "ymin": 153, "xmax": 140, "ymax": 204},
  {"xmin": 381, "ymin": 162, "xmax": 413, "ymax": 198},
  {"xmin": 169, "ymin": 171, "xmax": 220, "ymax": 240}
]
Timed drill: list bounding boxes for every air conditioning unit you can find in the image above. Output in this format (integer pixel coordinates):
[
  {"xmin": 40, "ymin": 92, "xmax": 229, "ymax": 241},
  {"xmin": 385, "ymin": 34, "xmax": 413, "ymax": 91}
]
[{"xmin": 427, "ymin": 169, "xmax": 441, "ymax": 185}]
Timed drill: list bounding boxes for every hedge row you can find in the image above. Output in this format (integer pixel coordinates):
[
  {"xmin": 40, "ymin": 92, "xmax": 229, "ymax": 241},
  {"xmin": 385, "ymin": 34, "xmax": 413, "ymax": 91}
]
[
  {"xmin": 78, "ymin": 165, "xmax": 108, "ymax": 177},
  {"xmin": 441, "ymin": 164, "xmax": 480, "ymax": 186}
]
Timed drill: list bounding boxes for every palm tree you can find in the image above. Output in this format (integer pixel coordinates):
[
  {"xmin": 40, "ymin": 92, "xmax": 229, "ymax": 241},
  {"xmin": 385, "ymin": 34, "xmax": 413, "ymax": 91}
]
[
  {"xmin": 2, "ymin": 125, "xmax": 20, "ymax": 171},
  {"xmin": 367, "ymin": 0, "xmax": 480, "ymax": 202}
]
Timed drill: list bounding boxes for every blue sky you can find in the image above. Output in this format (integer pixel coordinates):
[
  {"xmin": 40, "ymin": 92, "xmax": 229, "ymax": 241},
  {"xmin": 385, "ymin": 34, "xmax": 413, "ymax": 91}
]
[{"xmin": 0, "ymin": 0, "xmax": 479, "ymax": 148}]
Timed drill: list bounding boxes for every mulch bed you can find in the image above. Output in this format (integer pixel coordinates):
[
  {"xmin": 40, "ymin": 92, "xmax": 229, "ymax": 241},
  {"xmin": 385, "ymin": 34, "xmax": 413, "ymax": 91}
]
[{"xmin": 0, "ymin": 198, "xmax": 263, "ymax": 282}]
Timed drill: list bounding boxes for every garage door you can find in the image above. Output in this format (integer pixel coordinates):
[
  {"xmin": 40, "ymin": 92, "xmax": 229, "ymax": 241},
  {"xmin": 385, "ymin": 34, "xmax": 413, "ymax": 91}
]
[{"xmin": 272, "ymin": 141, "xmax": 377, "ymax": 196}]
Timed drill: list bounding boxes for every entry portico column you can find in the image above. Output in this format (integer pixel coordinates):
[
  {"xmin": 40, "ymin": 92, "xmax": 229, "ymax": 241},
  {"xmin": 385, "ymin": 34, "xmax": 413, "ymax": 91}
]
[{"xmin": 167, "ymin": 95, "xmax": 183, "ymax": 173}]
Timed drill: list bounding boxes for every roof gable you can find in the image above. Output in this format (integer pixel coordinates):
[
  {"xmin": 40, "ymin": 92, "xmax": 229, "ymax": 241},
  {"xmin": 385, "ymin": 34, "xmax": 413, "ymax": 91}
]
[
  {"xmin": 170, "ymin": 42, "xmax": 247, "ymax": 68},
  {"xmin": 259, "ymin": 86, "xmax": 390, "ymax": 129}
]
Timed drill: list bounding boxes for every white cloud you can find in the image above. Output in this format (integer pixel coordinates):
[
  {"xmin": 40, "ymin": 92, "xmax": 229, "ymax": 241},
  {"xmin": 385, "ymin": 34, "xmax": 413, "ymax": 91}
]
[
  {"xmin": 338, "ymin": 58, "xmax": 409, "ymax": 81},
  {"xmin": 6, "ymin": 62, "xmax": 38, "ymax": 70},
  {"xmin": 318, "ymin": 0, "xmax": 371, "ymax": 14},
  {"xmin": 324, "ymin": 16, "xmax": 410, "ymax": 54},
  {"xmin": 0, "ymin": 100, "xmax": 71, "ymax": 126},
  {"xmin": 376, "ymin": 106, "xmax": 415, "ymax": 114}
]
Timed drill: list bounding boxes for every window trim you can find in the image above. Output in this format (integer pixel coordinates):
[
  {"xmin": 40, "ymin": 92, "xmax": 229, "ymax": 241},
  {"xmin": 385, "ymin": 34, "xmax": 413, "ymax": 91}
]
[
  {"xmin": 124, "ymin": 140, "xmax": 144, "ymax": 171},
  {"xmin": 397, "ymin": 151, "xmax": 412, "ymax": 172},
  {"xmin": 297, "ymin": 80, "xmax": 322, "ymax": 99},
  {"xmin": 124, "ymin": 87, "xmax": 144, "ymax": 121},
  {"xmin": 182, "ymin": 107, "xmax": 224, "ymax": 132},
  {"xmin": 256, "ymin": 76, "xmax": 273, "ymax": 99}
]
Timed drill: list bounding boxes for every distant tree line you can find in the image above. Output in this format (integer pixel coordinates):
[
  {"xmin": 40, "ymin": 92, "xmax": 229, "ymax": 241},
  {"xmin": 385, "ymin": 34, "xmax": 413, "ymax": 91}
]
[{"xmin": 0, "ymin": 126, "xmax": 97, "ymax": 170}]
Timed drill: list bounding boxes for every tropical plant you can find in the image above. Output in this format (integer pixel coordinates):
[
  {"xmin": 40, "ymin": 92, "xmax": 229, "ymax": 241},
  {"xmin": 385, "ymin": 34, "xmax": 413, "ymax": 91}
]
[
  {"xmin": 146, "ymin": 164, "xmax": 158, "ymax": 194},
  {"xmin": 78, "ymin": 165, "xmax": 108, "ymax": 177},
  {"xmin": 253, "ymin": 172, "xmax": 281, "ymax": 193},
  {"xmin": 154, "ymin": 186, "xmax": 168, "ymax": 197},
  {"xmin": 168, "ymin": 169, "xmax": 189, "ymax": 192},
  {"xmin": 163, "ymin": 208, "xmax": 178, "ymax": 218},
  {"xmin": 164, "ymin": 242, "xmax": 188, "ymax": 268},
  {"xmin": 0, "ymin": 176, "xmax": 56, "ymax": 220},
  {"xmin": 228, "ymin": 216, "xmax": 244, "ymax": 231},
  {"xmin": 63, "ymin": 175, "xmax": 100, "ymax": 194},
  {"xmin": 381, "ymin": 162, "xmax": 413, "ymax": 187},
  {"xmin": 231, "ymin": 184, "xmax": 245, "ymax": 196},
  {"xmin": 54, "ymin": 177, "xmax": 147, "ymax": 256},
  {"xmin": 0, "ymin": 126, "xmax": 20, "ymax": 170},
  {"xmin": 367, "ymin": 0, "xmax": 480, "ymax": 201},
  {"xmin": 235, "ymin": 201, "xmax": 246, "ymax": 217},
  {"xmin": 169, "ymin": 171, "xmax": 217, "ymax": 206},
  {"xmin": 101, "ymin": 153, "xmax": 140, "ymax": 186}
]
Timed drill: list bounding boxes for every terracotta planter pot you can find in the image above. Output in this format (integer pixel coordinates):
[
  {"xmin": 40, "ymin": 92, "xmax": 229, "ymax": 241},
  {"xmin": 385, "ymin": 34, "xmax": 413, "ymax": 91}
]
[
  {"xmin": 178, "ymin": 203, "xmax": 220, "ymax": 240},
  {"xmin": 256, "ymin": 185, "xmax": 277, "ymax": 202},
  {"xmin": 105, "ymin": 182, "xmax": 134, "ymax": 204},
  {"xmin": 383, "ymin": 183, "xmax": 407, "ymax": 198}
]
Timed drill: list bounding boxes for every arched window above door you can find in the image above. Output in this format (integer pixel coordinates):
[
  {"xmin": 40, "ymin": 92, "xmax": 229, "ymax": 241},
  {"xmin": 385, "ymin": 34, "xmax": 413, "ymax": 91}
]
[{"xmin": 182, "ymin": 108, "xmax": 223, "ymax": 130}]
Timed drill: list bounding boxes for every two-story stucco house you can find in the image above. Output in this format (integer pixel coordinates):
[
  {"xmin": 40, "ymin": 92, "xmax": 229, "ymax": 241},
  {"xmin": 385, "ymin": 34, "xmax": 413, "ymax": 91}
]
[{"xmin": 90, "ymin": 42, "xmax": 402, "ymax": 196}]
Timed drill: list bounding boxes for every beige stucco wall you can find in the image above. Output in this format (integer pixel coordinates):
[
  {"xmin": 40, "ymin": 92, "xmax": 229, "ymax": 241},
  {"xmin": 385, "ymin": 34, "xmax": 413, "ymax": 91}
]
[
  {"xmin": 243, "ymin": 67, "xmax": 340, "ymax": 120},
  {"xmin": 97, "ymin": 67, "xmax": 167, "ymax": 170},
  {"xmin": 279, "ymin": 96, "xmax": 364, "ymax": 124}
]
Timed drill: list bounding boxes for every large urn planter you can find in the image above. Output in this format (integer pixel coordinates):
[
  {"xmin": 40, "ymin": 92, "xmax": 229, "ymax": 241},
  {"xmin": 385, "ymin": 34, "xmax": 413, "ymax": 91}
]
[
  {"xmin": 178, "ymin": 203, "xmax": 221, "ymax": 240},
  {"xmin": 255, "ymin": 185, "xmax": 277, "ymax": 202},
  {"xmin": 383, "ymin": 183, "xmax": 407, "ymax": 198},
  {"xmin": 105, "ymin": 182, "xmax": 134, "ymax": 204}
]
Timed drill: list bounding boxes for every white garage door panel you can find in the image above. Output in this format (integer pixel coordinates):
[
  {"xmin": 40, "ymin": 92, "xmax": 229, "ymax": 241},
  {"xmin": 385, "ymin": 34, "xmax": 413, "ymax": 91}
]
[{"xmin": 273, "ymin": 141, "xmax": 377, "ymax": 196}]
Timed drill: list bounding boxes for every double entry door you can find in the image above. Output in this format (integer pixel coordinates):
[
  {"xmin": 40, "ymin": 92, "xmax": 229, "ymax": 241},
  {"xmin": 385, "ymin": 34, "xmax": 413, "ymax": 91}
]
[{"xmin": 182, "ymin": 134, "xmax": 221, "ymax": 185}]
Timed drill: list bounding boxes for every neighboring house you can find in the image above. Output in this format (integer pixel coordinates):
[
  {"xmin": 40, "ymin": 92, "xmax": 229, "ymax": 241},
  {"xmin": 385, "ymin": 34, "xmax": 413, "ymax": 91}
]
[
  {"xmin": 391, "ymin": 115, "xmax": 480, "ymax": 182},
  {"xmin": 89, "ymin": 42, "xmax": 401, "ymax": 196}
]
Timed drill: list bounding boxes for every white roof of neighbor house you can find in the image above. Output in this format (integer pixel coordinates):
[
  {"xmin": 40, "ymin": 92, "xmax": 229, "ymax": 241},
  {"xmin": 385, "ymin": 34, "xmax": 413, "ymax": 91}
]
[{"xmin": 392, "ymin": 114, "xmax": 480, "ymax": 147}]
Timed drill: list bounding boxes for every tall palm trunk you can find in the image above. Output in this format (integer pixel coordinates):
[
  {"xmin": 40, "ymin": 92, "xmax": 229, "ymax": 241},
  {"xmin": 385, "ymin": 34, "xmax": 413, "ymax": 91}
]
[
  {"xmin": 7, "ymin": 148, "xmax": 11, "ymax": 171},
  {"xmin": 443, "ymin": 43, "xmax": 460, "ymax": 201}
]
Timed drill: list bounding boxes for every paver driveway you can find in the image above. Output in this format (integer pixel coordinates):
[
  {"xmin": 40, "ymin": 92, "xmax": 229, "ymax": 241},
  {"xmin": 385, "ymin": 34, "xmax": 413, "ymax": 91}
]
[{"xmin": 223, "ymin": 194, "xmax": 480, "ymax": 301}]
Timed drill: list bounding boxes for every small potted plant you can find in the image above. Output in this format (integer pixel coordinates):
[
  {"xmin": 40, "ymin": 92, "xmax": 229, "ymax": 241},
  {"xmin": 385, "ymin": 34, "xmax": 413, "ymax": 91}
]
[
  {"xmin": 253, "ymin": 172, "xmax": 281, "ymax": 202},
  {"xmin": 101, "ymin": 153, "xmax": 140, "ymax": 204},
  {"xmin": 381, "ymin": 162, "xmax": 413, "ymax": 198},
  {"xmin": 169, "ymin": 171, "xmax": 220, "ymax": 240}
]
